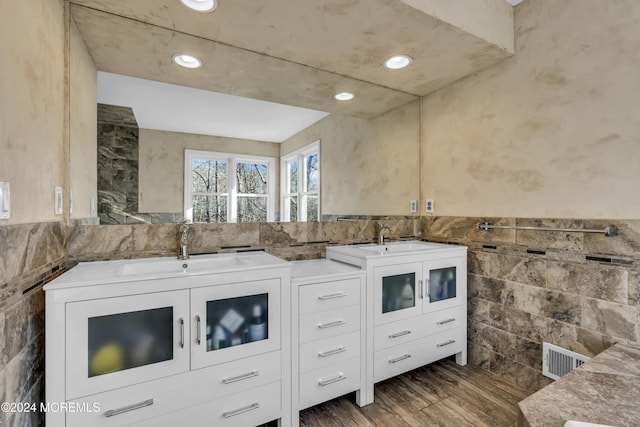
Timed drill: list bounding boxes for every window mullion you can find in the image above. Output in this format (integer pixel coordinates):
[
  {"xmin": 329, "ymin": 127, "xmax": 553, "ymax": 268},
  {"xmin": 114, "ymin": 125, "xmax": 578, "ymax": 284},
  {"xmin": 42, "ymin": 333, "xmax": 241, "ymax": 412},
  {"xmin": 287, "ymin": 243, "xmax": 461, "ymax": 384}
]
[{"xmin": 229, "ymin": 158, "xmax": 237, "ymax": 223}]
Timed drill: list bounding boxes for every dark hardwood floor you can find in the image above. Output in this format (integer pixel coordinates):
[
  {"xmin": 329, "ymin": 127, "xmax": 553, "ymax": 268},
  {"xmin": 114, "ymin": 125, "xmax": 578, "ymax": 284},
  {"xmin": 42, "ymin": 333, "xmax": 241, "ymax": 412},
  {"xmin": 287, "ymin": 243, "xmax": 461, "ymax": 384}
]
[{"xmin": 298, "ymin": 358, "xmax": 531, "ymax": 427}]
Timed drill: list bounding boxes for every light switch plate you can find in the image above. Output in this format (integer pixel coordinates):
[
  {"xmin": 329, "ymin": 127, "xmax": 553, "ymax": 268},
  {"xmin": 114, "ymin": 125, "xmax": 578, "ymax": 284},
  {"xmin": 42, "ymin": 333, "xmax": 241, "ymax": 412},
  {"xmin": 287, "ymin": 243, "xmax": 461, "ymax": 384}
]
[
  {"xmin": 0, "ymin": 181, "xmax": 10, "ymax": 219},
  {"xmin": 55, "ymin": 186, "xmax": 63, "ymax": 215}
]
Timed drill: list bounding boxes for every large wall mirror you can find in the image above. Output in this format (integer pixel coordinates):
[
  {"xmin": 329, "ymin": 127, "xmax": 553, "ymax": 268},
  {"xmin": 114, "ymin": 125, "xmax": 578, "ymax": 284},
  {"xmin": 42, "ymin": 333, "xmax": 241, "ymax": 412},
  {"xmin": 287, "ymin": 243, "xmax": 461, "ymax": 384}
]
[{"xmin": 68, "ymin": 0, "xmax": 512, "ymax": 224}]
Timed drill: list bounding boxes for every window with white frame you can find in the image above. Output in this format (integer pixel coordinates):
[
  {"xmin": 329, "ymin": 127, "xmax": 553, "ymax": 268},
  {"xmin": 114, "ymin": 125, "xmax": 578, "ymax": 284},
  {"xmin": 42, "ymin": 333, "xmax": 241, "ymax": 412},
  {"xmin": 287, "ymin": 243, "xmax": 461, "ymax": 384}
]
[
  {"xmin": 281, "ymin": 140, "xmax": 320, "ymax": 222},
  {"xmin": 184, "ymin": 150, "xmax": 275, "ymax": 223}
]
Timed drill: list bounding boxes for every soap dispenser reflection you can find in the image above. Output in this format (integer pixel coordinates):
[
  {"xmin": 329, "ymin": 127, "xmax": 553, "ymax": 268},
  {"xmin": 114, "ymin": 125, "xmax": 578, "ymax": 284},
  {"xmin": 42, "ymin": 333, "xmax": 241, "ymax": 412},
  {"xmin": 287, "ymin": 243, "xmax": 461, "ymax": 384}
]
[{"xmin": 400, "ymin": 277, "xmax": 414, "ymax": 309}]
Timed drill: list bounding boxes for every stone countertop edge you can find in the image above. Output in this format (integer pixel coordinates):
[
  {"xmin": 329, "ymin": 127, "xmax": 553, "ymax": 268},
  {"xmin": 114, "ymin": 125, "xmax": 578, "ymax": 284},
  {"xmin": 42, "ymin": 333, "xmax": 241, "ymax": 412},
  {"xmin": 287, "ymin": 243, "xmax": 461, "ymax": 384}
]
[{"xmin": 517, "ymin": 343, "xmax": 640, "ymax": 427}]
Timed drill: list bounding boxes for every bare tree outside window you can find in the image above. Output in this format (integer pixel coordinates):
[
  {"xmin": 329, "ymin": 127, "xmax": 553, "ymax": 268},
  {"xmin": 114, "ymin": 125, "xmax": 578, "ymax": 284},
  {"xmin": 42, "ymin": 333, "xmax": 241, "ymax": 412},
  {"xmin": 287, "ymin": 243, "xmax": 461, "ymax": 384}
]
[{"xmin": 185, "ymin": 151, "xmax": 275, "ymax": 223}]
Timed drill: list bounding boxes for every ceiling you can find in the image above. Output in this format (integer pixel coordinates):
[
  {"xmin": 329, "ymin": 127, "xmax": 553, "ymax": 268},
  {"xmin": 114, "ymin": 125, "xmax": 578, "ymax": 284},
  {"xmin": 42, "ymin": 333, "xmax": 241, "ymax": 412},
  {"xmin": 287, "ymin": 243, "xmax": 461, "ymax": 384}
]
[{"xmin": 73, "ymin": 0, "xmax": 519, "ymax": 140}]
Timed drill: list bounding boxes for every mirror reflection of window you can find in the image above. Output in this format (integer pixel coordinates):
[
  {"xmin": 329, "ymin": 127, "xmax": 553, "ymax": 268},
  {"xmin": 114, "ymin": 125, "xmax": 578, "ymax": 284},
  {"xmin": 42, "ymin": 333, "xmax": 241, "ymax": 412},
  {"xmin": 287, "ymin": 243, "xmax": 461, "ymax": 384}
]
[
  {"xmin": 281, "ymin": 140, "xmax": 320, "ymax": 222},
  {"xmin": 185, "ymin": 150, "xmax": 275, "ymax": 223}
]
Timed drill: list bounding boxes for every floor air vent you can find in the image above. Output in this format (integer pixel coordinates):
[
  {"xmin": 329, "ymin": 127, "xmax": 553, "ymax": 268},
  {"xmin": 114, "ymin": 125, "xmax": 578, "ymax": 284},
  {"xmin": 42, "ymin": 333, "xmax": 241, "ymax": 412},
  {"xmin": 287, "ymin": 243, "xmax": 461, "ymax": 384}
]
[{"xmin": 542, "ymin": 342, "xmax": 590, "ymax": 380}]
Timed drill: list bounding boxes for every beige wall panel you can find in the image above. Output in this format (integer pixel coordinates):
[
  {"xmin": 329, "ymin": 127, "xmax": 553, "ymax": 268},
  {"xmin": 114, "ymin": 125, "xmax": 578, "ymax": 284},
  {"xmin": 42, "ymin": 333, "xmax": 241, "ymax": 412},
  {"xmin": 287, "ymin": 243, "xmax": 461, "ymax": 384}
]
[
  {"xmin": 69, "ymin": 18, "xmax": 97, "ymax": 220},
  {"xmin": 0, "ymin": 0, "xmax": 66, "ymax": 224},
  {"xmin": 283, "ymin": 100, "xmax": 420, "ymax": 216},
  {"xmin": 139, "ymin": 129, "xmax": 280, "ymax": 213},
  {"xmin": 401, "ymin": 0, "xmax": 514, "ymax": 53},
  {"xmin": 421, "ymin": 0, "xmax": 640, "ymax": 219}
]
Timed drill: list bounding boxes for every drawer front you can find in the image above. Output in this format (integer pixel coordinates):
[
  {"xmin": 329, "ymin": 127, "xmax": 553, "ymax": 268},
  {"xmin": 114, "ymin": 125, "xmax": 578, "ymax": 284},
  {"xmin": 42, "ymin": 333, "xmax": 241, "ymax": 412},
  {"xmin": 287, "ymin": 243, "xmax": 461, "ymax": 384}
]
[
  {"xmin": 132, "ymin": 381, "xmax": 282, "ymax": 427},
  {"xmin": 374, "ymin": 305, "xmax": 464, "ymax": 351},
  {"xmin": 299, "ymin": 330, "xmax": 361, "ymax": 373},
  {"xmin": 299, "ymin": 306, "xmax": 360, "ymax": 344},
  {"xmin": 66, "ymin": 351, "xmax": 281, "ymax": 427},
  {"xmin": 299, "ymin": 278, "xmax": 361, "ymax": 314},
  {"xmin": 374, "ymin": 327, "xmax": 465, "ymax": 383},
  {"xmin": 299, "ymin": 358, "xmax": 361, "ymax": 410}
]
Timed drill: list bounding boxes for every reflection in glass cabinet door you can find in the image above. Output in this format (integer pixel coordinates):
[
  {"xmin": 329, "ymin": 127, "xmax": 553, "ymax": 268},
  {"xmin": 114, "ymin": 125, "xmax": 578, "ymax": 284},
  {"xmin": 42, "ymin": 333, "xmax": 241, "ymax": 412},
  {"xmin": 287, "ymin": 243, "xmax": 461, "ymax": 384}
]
[
  {"xmin": 65, "ymin": 290, "xmax": 191, "ymax": 400},
  {"xmin": 191, "ymin": 279, "xmax": 281, "ymax": 369},
  {"xmin": 374, "ymin": 262, "xmax": 423, "ymax": 325},
  {"xmin": 425, "ymin": 258, "xmax": 464, "ymax": 312}
]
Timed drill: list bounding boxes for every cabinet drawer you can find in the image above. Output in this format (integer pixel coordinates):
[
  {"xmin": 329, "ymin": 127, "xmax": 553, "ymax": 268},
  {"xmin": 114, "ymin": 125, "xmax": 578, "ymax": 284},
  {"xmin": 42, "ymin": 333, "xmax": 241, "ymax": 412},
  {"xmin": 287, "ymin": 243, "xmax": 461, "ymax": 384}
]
[
  {"xmin": 299, "ymin": 358, "xmax": 361, "ymax": 410},
  {"xmin": 66, "ymin": 351, "xmax": 281, "ymax": 427},
  {"xmin": 299, "ymin": 330, "xmax": 361, "ymax": 373},
  {"xmin": 374, "ymin": 327, "xmax": 465, "ymax": 382},
  {"xmin": 299, "ymin": 306, "xmax": 360, "ymax": 344},
  {"xmin": 299, "ymin": 278, "xmax": 361, "ymax": 314},
  {"xmin": 133, "ymin": 382, "xmax": 282, "ymax": 427},
  {"xmin": 374, "ymin": 305, "xmax": 464, "ymax": 351}
]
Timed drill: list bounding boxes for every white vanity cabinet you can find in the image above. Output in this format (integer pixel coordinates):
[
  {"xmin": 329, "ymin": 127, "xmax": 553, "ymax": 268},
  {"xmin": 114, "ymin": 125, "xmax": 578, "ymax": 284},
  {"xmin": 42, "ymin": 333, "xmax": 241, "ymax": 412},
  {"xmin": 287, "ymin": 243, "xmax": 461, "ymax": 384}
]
[
  {"xmin": 326, "ymin": 241, "xmax": 467, "ymax": 404},
  {"xmin": 290, "ymin": 260, "xmax": 366, "ymax": 426},
  {"xmin": 44, "ymin": 252, "xmax": 291, "ymax": 427}
]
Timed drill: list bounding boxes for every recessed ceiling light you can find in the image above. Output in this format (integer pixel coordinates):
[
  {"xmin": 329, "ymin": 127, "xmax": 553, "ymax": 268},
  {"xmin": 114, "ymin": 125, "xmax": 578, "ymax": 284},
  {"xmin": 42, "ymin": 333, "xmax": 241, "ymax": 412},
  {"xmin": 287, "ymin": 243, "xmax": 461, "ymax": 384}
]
[
  {"xmin": 334, "ymin": 92, "xmax": 354, "ymax": 101},
  {"xmin": 384, "ymin": 55, "xmax": 413, "ymax": 70},
  {"xmin": 172, "ymin": 54, "xmax": 203, "ymax": 69},
  {"xmin": 178, "ymin": 0, "xmax": 218, "ymax": 13}
]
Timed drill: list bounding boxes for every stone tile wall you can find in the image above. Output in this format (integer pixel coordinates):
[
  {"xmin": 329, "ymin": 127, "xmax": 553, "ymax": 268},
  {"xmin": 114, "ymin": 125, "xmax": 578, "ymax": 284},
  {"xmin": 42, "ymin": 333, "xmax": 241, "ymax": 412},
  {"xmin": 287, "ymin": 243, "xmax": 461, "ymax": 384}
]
[
  {"xmin": 66, "ymin": 216, "xmax": 421, "ymax": 263},
  {"xmin": 423, "ymin": 216, "xmax": 640, "ymax": 393},
  {"xmin": 0, "ymin": 222, "xmax": 66, "ymax": 427}
]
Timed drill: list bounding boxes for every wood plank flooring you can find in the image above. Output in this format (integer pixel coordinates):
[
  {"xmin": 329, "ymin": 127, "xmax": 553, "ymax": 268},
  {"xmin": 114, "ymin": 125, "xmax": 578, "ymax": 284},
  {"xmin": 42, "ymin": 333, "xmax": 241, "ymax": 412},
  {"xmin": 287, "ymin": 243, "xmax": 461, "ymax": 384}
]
[{"xmin": 298, "ymin": 359, "xmax": 531, "ymax": 427}]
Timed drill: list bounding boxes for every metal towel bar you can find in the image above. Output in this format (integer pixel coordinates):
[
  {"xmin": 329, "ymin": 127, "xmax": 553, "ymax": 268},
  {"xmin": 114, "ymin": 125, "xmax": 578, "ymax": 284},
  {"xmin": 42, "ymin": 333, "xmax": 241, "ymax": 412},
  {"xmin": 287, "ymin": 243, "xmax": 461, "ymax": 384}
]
[{"xmin": 476, "ymin": 222, "xmax": 618, "ymax": 237}]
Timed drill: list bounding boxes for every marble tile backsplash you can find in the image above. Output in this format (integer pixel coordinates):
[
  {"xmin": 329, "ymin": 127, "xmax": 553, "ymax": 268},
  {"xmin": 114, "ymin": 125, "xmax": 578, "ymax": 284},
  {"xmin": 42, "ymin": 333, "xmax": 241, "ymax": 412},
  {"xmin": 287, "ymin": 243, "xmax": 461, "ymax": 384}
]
[
  {"xmin": 0, "ymin": 221, "xmax": 66, "ymax": 427},
  {"xmin": 423, "ymin": 216, "xmax": 640, "ymax": 393},
  {"xmin": 2, "ymin": 213, "xmax": 638, "ymax": 425}
]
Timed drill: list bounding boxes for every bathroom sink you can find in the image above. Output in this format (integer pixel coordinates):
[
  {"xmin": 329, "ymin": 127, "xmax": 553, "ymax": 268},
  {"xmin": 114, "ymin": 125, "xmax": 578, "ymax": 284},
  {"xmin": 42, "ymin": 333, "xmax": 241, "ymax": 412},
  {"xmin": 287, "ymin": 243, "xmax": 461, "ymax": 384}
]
[
  {"xmin": 357, "ymin": 241, "xmax": 443, "ymax": 254},
  {"xmin": 118, "ymin": 254, "xmax": 246, "ymax": 276}
]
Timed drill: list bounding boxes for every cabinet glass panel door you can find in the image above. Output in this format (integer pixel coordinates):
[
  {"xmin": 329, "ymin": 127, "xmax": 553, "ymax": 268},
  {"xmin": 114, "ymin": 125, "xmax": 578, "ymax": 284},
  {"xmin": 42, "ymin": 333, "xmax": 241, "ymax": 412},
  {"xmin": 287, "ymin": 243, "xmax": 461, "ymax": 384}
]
[
  {"xmin": 205, "ymin": 293, "xmax": 269, "ymax": 351},
  {"xmin": 65, "ymin": 289, "xmax": 190, "ymax": 400},
  {"xmin": 425, "ymin": 257, "xmax": 464, "ymax": 312},
  {"xmin": 374, "ymin": 262, "xmax": 423, "ymax": 325},
  {"xmin": 191, "ymin": 279, "xmax": 281, "ymax": 369}
]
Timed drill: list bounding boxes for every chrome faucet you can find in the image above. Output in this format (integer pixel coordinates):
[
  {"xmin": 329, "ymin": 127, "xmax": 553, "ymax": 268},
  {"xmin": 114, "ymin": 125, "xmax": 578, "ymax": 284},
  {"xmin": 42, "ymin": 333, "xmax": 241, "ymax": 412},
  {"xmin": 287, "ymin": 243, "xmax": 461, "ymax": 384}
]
[
  {"xmin": 377, "ymin": 221, "xmax": 391, "ymax": 245},
  {"xmin": 178, "ymin": 219, "xmax": 191, "ymax": 260}
]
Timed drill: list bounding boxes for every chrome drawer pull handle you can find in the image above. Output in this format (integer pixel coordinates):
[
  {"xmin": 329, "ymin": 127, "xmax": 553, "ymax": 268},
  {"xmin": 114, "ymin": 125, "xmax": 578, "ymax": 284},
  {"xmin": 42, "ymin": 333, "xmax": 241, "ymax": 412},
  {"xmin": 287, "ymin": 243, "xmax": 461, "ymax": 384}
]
[
  {"xmin": 104, "ymin": 399, "xmax": 154, "ymax": 418},
  {"xmin": 179, "ymin": 318, "xmax": 184, "ymax": 349},
  {"xmin": 196, "ymin": 315, "xmax": 201, "ymax": 345},
  {"xmin": 318, "ymin": 319, "xmax": 345, "ymax": 329},
  {"xmin": 437, "ymin": 318, "xmax": 456, "ymax": 325},
  {"xmin": 223, "ymin": 402, "xmax": 260, "ymax": 418},
  {"xmin": 318, "ymin": 373, "xmax": 346, "ymax": 387},
  {"xmin": 388, "ymin": 330, "xmax": 411, "ymax": 339},
  {"xmin": 318, "ymin": 292, "xmax": 346, "ymax": 300},
  {"xmin": 418, "ymin": 280, "xmax": 423, "ymax": 299},
  {"xmin": 318, "ymin": 346, "xmax": 346, "ymax": 358},
  {"xmin": 389, "ymin": 353, "xmax": 411, "ymax": 364},
  {"xmin": 437, "ymin": 339, "xmax": 456, "ymax": 347},
  {"xmin": 222, "ymin": 370, "xmax": 260, "ymax": 384}
]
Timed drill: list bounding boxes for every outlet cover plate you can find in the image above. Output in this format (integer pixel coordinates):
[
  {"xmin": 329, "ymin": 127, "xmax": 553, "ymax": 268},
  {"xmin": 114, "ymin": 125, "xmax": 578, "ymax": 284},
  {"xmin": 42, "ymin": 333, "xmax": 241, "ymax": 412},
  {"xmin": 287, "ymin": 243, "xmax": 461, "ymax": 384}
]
[
  {"xmin": 426, "ymin": 199, "xmax": 435, "ymax": 213},
  {"xmin": 55, "ymin": 186, "xmax": 63, "ymax": 215}
]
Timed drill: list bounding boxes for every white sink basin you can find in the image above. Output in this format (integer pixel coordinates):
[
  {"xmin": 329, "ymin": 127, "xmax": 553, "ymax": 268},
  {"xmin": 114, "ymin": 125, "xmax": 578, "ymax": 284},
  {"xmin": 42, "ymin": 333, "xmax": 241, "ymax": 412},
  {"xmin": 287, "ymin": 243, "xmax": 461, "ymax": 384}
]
[
  {"xmin": 358, "ymin": 241, "xmax": 443, "ymax": 254},
  {"xmin": 118, "ymin": 254, "xmax": 246, "ymax": 276}
]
